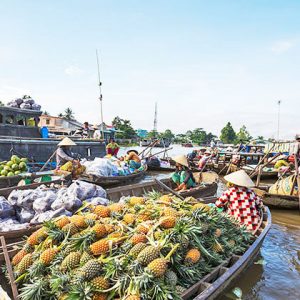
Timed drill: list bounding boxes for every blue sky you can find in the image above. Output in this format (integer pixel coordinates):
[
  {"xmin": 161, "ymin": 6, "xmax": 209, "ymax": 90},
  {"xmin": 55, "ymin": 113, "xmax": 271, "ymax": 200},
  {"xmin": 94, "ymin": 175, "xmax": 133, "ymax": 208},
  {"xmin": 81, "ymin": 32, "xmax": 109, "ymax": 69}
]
[{"xmin": 0, "ymin": 0, "xmax": 299, "ymax": 139}]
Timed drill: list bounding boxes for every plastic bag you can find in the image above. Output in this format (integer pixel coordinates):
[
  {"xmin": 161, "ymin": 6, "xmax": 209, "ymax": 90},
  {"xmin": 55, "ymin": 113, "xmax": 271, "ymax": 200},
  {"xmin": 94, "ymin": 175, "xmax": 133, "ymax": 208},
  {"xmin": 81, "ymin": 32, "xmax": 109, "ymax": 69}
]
[
  {"xmin": 23, "ymin": 98, "xmax": 35, "ymax": 105},
  {"xmin": 31, "ymin": 103, "xmax": 41, "ymax": 111},
  {"xmin": 83, "ymin": 158, "xmax": 118, "ymax": 177},
  {"xmin": 0, "ymin": 196, "xmax": 15, "ymax": 218},
  {"xmin": 20, "ymin": 103, "xmax": 32, "ymax": 110},
  {"xmin": 86, "ymin": 197, "xmax": 109, "ymax": 206},
  {"xmin": 16, "ymin": 208, "xmax": 35, "ymax": 223},
  {"xmin": 30, "ymin": 208, "xmax": 72, "ymax": 224},
  {"xmin": 33, "ymin": 190, "xmax": 57, "ymax": 213}
]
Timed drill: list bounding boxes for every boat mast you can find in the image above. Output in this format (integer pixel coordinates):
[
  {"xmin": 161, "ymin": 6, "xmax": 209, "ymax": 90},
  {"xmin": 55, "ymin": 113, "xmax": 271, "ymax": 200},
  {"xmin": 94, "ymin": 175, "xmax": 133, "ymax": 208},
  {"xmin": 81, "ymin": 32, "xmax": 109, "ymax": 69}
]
[
  {"xmin": 153, "ymin": 102, "xmax": 158, "ymax": 138},
  {"xmin": 96, "ymin": 49, "xmax": 104, "ymax": 140}
]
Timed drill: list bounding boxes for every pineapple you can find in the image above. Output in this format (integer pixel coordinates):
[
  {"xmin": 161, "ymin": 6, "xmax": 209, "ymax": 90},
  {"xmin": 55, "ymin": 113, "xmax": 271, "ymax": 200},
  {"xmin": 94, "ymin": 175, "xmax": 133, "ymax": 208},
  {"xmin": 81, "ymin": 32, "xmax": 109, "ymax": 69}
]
[
  {"xmin": 175, "ymin": 285, "xmax": 186, "ymax": 295},
  {"xmin": 162, "ymin": 207, "xmax": 178, "ymax": 218},
  {"xmin": 147, "ymin": 258, "xmax": 168, "ymax": 277},
  {"xmin": 93, "ymin": 293, "xmax": 108, "ymax": 300},
  {"xmin": 62, "ymin": 223, "xmax": 79, "ymax": 236},
  {"xmin": 55, "ymin": 216, "xmax": 70, "ymax": 229},
  {"xmin": 60, "ymin": 251, "xmax": 81, "ymax": 271},
  {"xmin": 125, "ymin": 296, "xmax": 140, "ymax": 300},
  {"xmin": 165, "ymin": 270, "xmax": 178, "ymax": 286},
  {"xmin": 192, "ymin": 203, "xmax": 211, "ymax": 213},
  {"xmin": 159, "ymin": 194, "xmax": 173, "ymax": 203},
  {"xmin": 79, "ymin": 259, "xmax": 102, "ymax": 280},
  {"xmin": 123, "ymin": 213, "xmax": 136, "ymax": 225},
  {"xmin": 215, "ymin": 228, "xmax": 222, "ymax": 238},
  {"xmin": 90, "ymin": 239, "xmax": 110, "ymax": 255},
  {"xmin": 130, "ymin": 234, "xmax": 147, "ymax": 245},
  {"xmin": 70, "ymin": 215, "xmax": 87, "ymax": 228},
  {"xmin": 91, "ymin": 276, "xmax": 110, "ymax": 290},
  {"xmin": 228, "ymin": 239, "xmax": 236, "ymax": 247},
  {"xmin": 94, "ymin": 205, "xmax": 111, "ymax": 218},
  {"xmin": 12, "ymin": 249, "xmax": 27, "ymax": 266},
  {"xmin": 40, "ymin": 248, "xmax": 59, "ymax": 266},
  {"xmin": 136, "ymin": 245, "xmax": 160, "ymax": 265},
  {"xmin": 80, "ymin": 251, "xmax": 94, "ymax": 265},
  {"xmin": 16, "ymin": 253, "xmax": 33, "ymax": 274},
  {"xmin": 136, "ymin": 223, "xmax": 151, "ymax": 234},
  {"xmin": 91, "ymin": 223, "xmax": 108, "ymax": 239},
  {"xmin": 129, "ymin": 197, "xmax": 145, "ymax": 206},
  {"xmin": 129, "ymin": 243, "xmax": 147, "ymax": 258},
  {"xmin": 108, "ymin": 203, "xmax": 124, "ymax": 214},
  {"xmin": 104, "ymin": 223, "xmax": 115, "ymax": 234},
  {"xmin": 184, "ymin": 249, "xmax": 201, "ymax": 265},
  {"xmin": 159, "ymin": 216, "xmax": 176, "ymax": 229},
  {"xmin": 212, "ymin": 241, "xmax": 223, "ymax": 253},
  {"xmin": 27, "ymin": 227, "xmax": 47, "ymax": 246}
]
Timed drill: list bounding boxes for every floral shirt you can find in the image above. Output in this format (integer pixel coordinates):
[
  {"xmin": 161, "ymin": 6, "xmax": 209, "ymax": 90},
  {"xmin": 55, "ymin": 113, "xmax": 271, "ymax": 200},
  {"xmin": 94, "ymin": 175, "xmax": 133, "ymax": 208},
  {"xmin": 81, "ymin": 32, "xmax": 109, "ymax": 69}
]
[{"xmin": 215, "ymin": 186, "xmax": 263, "ymax": 232}]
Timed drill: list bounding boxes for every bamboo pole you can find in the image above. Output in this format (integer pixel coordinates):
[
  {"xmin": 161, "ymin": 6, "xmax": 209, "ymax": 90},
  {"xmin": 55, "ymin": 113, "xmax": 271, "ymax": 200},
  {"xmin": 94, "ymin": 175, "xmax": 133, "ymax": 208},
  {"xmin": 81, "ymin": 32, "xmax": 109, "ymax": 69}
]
[
  {"xmin": 0, "ymin": 236, "xmax": 19, "ymax": 300},
  {"xmin": 293, "ymin": 156, "xmax": 300, "ymax": 212},
  {"xmin": 249, "ymin": 144, "xmax": 274, "ymax": 177},
  {"xmin": 255, "ymin": 165, "xmax": 263, "ymax": 187},
  {"xmin": 138, "ymin": 140, "xmax": 158, "ymax": 157},
  {"xmin": 39, "ymin": 150, "xmax": 57, "ymax": 171},
  {"xmin": 250, "ymin": 153, "xmax": 281, "ymax": 179},
  {"xmin": 145, "ymin": 147, "xmax": 173, "ymax": 160},
  {"xmin": 154, "ymin": 178, "xmax": 184, "ymax": 200}
]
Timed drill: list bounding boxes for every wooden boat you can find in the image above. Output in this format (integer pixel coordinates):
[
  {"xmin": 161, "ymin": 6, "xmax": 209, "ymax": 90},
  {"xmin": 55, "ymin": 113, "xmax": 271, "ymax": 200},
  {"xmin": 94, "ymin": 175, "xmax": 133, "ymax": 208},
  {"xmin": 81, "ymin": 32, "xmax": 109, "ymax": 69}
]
[
  {"xmin": 253, "ymin": 187, "xmax": 299, "ymax": 209},
  {"xmin": 79, "ymin": 165, "xmax": 147, "ymax": 188},
  {"xmin": 146, "ymin": 158, "xmax": 176, "ymax": 172},
  {"xmin": 182, "ymin": 142, "xmax": 193, "ymax": 147},
  {"xmin": 106, "ymin": 171, "xmax": 219, "ymax": 202},
  {"xmin": 0, "ymin": 206, "xmax": 271, "ymax": 300}
]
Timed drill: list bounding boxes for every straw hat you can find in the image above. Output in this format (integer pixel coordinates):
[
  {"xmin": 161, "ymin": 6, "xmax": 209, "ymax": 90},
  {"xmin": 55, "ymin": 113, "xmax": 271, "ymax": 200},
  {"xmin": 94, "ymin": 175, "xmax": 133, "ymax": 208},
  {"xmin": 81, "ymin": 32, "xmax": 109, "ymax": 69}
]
[
  {"xmin": 172, "ymin": 155, "xmax": 189, "ymax": 167},
  {"xmin": 58, "ymin": 137, "xmax": 77, "ymax": 147},
  {"xmin": 204, "ymin": 149, "xmax": 211, "ymax": 154},
  {"xmin": 224, "ymin": 170, "xmax": 255, "ymax": 188}
]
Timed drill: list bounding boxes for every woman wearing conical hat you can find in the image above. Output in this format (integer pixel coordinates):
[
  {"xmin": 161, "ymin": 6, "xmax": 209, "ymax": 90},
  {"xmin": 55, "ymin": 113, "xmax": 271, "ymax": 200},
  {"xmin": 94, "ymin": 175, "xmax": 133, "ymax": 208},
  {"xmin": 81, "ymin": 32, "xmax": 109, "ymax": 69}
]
[
  {"xmin": 215, "ymin": 170, "xmax": 263, "ymax": 232},
  {"xmin": 56, "ymin": 137, "xmax": 78, "ymax": 167},
  {"xmin": 171, "ymin": 155, "xmax": 196, "ymax": 191}
]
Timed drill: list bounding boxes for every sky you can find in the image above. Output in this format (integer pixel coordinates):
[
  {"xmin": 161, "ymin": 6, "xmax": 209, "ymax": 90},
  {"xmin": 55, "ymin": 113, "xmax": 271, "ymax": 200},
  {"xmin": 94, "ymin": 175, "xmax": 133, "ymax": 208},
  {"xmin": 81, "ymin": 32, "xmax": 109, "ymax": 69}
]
[{"xmin": 0, "ymin": 0, "xmax": 299, "ymax": 140}]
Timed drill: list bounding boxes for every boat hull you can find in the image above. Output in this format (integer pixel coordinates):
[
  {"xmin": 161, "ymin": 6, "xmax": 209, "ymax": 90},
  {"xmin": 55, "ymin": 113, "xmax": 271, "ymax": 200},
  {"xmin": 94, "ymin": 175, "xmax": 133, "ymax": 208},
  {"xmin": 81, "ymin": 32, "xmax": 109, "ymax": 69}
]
[{"xmin": 0, "ymin": 138, "xmax": 106, "ymax": 162}]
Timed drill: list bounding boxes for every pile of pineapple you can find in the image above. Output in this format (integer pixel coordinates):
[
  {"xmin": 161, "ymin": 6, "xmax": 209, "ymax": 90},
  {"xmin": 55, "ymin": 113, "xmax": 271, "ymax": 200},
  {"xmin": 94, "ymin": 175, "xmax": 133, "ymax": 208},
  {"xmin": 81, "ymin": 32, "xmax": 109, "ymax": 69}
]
[
  {"xmin": 60, "ymin": 161, "xmax": 86, "ymax": 177},
  {"xmin": 11, "ymin": 192, "xmax": 253, "ymax": 300}
]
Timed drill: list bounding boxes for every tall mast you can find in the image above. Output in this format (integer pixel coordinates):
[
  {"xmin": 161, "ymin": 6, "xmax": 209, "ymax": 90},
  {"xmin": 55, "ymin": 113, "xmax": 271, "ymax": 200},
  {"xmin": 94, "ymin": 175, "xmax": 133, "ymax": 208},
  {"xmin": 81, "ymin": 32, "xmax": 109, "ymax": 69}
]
[
  {"xmin": 96, "ymin": 49, "xmax": 104, "ymax": 140},
  {"xmin": 153, "ymin": 102, "xmax": 158, "ymax": 137}
]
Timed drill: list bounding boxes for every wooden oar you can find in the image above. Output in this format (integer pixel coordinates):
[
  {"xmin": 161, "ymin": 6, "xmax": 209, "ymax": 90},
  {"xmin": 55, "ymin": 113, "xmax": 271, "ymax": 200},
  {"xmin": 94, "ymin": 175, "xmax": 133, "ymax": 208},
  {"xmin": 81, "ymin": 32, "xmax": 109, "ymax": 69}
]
[
  {"xmin": 39, "ymin": 150, "xmax": 57, "ymax": 172},
  {"xmin": 138, "ymin": 140, "xmax": 158, "ymax": 157},
  {"xmin": 250, "ymin": 143, "xmax": 274, "ymax": 177},
  {"xmin": 154, "ymin": 178, "xmax": 184, "ymax": 200},
  {"xmin": 145, "ymin": 147, "xmax": 173, "ymax": 160}
]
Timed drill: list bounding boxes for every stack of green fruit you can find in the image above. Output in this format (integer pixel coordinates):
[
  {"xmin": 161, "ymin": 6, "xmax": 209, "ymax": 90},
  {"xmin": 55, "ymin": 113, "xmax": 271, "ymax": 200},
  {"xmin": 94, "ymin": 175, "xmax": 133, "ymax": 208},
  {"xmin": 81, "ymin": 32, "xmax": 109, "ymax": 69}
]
[{"xmin": 0, "ymin": 155, "xmax": 28, "ymax": 177}]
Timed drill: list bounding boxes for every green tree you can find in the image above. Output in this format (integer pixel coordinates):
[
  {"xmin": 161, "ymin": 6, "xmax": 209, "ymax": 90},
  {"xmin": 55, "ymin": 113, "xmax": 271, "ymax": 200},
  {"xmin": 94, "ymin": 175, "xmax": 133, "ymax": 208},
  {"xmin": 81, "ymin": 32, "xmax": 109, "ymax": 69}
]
[
  {"xmin": 174, "ymin": 133, "xmax": 188, "ymax": 143},
  {"xmin": 147, "ymin": 130, "xmax": 159, "ymax": 138},
  {"xmin": 43, "ymin": 111, "xmax": 50, "ymax": 115},
  {"xmin": 112, "ymin": 116, "xmax": 137, "ymax": 139},
  {"xmin": 159, "ymin": 129, "xmax": 175, "ymax": 140},
  {"xmin": 236, "ymin": 125, "xmax": 252, "ymax": 142},
  {"xmin": 63, "ymin": 108, "xmax": 75, "ymax": 120},
  {"xmin": 220, "ymin": 122, "xmax": 236, "ymax": 144},
  {"xmin": 257, "ymin": 135, "xmax": 264, "ymax": 140},
  {"xmin": 190, "ymin": 128, "xmax": 207, "ymax": 145}
]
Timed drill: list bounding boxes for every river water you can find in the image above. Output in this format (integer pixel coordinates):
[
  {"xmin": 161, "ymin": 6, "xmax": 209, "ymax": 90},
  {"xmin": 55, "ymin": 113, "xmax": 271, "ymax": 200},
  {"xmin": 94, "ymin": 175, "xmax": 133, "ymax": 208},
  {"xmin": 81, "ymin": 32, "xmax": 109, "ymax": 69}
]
[{"xmin": 122, "ymin": 144, "xmax": 300, "ymax": 300}]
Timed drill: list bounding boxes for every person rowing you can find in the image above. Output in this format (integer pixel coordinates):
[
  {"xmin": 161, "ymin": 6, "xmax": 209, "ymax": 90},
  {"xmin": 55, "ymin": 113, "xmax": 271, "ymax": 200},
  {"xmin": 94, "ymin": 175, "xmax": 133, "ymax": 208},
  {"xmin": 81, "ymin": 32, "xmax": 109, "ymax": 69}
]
[
  {"xmin": 56, "ymin": 137, "xmax": 79, "ymax": 167},
  {"xmin": 119, "ymin": 149, "xmax": 142, "ymax": 170},
  {"xmin": 215, "ymin": 170, "xmax": 263, "ymax": 232},
  {"xmin": 171, "ymin": 155, "xmax": 196, "ymax": 191}
]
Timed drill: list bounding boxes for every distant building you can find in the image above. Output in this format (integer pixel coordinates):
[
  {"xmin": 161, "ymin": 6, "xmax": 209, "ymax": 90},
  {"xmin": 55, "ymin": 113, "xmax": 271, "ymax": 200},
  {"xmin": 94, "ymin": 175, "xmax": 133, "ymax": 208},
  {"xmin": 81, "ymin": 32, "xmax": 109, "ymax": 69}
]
[{"xmin": 39, "ymin": 115, "xmax": 83, "ymax": 136}]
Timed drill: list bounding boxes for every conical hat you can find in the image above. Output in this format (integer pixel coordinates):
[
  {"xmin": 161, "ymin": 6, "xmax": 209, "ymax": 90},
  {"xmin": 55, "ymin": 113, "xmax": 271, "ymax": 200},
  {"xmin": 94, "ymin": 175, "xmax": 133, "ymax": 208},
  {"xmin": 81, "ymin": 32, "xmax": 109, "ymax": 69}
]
[
  {"xmin": 58, "ymin": 137, "xmax": 77, "ymax": 146},
  {"xmin": 224, "ymin": 170, "xmax": 255, "ymax": 188},
  {"xmin": 172, "ymin": 155, "xmax": 189, "ymax": 167}
]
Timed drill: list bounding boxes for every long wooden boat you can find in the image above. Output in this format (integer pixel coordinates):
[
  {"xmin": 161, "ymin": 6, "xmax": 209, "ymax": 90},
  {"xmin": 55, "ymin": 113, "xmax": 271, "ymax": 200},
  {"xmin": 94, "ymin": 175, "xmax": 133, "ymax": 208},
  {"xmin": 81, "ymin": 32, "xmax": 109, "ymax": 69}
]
[
  {"xmin": 0, "ymin": 206, "xmax": 271, "ymax": 300},
  {"xmin": 106, "ymin": 171, "xmax": 219, "ymax": 202},
  {"xmin": 79, "ymin": 165, "xmax": 147, "ymax": 188},
  {"xmin": 253, "ymin": 187, "xmax": 299, "ymax": 209}
]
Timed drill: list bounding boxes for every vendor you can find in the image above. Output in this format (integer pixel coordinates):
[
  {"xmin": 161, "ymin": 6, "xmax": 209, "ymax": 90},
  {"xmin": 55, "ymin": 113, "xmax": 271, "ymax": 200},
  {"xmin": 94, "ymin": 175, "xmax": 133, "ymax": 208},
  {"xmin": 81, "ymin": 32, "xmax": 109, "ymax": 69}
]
[
  {"xmin": 106, "ymin": 138, "xmax": 120, "ymax": 157},
  {"xmin": 56, "ymin": 137, "xmax": 78, "ymax": 167},
  {"xmin": 171, "ymin": 155, "xmax": 196, "ymax": 191},
  {"xmin": 274, "ymin": 155, "xmax": 289, "ymax": 169},
  {"xmin": 215, "ymin": 170, "xmax": 263, "ymax": 232},
  {"xmin": 125, "ymin": 150, "xmax": 141, "ymax": 169},
  {"xmin": 198, "ymin": 149, "xmax": 211, "ymax": 170}
]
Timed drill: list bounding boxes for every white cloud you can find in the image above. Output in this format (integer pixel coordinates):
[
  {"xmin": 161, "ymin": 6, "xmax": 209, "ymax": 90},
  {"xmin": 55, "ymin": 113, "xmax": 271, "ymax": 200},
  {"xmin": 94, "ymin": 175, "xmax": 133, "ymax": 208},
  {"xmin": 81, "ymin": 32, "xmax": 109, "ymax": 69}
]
[
  {"xmin": 64, "ymin": 65, "xmax": 83, "ymax": 76},
  {"xmin": 271, "ymin": 40, "xmax": 294, "ymax": 54}
]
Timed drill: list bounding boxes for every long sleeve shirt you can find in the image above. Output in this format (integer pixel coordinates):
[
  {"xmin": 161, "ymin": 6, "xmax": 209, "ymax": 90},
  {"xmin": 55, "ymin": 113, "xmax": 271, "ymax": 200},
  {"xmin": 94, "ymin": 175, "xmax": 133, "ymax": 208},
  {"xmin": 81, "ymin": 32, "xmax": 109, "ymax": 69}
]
[
  {"xmin": 215, "ymin": 186, "xmax": 263, "ymax": 232},
  {"xmin": 56, "ymin": 147, "xmax": 74, "ymax": 167}
]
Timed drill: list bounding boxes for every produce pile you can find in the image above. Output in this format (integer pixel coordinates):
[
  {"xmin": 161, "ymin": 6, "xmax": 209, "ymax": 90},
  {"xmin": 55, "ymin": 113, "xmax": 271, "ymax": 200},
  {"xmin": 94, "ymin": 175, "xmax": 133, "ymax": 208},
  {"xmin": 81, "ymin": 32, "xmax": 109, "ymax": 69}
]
[
  {"xmin": 0, "ymin": 181, "xmax": 107, "ymax": 232},
  {"xmin": 11, "ymin": 193, "xmax": 253, "ymax": 300},
  {"xmin": 0, "ymin": 155, "xmax": 28, "ymax": 177},
  {"xmin": 6, "ymin": 96, "xmax": 41, "ymax": 111},
  {"xmin": 59, "ymin": 161, "xmax": 86, "ymax": 178}
]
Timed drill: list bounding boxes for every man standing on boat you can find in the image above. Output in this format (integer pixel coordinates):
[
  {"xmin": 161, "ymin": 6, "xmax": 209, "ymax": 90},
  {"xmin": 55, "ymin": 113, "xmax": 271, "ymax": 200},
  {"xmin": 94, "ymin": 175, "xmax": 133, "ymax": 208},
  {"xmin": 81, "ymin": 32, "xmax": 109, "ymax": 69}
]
[{"xmin": 56, "ymin": 137, "xmax": 78, "ymax": 167}]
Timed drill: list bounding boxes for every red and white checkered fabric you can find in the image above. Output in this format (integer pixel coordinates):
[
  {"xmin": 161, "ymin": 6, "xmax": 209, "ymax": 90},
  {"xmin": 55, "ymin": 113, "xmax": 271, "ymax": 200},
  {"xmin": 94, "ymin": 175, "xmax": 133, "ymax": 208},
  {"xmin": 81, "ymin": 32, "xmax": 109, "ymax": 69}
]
[{"xmin": 216, "ymin": 186, "xmax": 263, "ymax": 231}]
